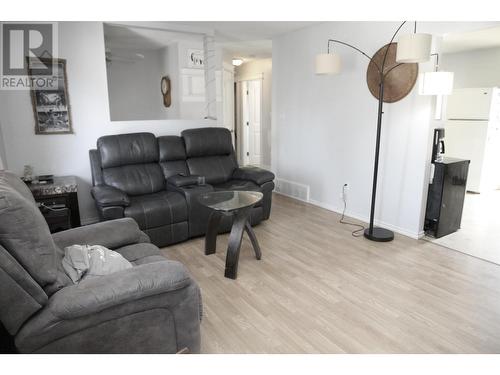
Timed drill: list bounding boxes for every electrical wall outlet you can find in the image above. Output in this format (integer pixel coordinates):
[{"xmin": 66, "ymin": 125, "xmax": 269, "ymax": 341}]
[{"xmin": 341, "ymin": 183, "xmax": 350, "ymax": 201}]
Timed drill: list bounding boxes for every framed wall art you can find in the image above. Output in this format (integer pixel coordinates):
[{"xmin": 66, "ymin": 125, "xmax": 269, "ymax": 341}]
[
  {"xmin": 27, "ymin": 57, "xmax": 73, "ymax": 134},
  {"xmin": 187, "ymin": 49, "xmax": 204, "ymax": 68}
]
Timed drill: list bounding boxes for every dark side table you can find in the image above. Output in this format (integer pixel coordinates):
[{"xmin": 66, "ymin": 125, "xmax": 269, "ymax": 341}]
[
  {"xmin": 28, "ymin": 176, "xmax": 81, "ymax": 233},
  {"xmin": 198, "ymin": 191, "xmax": 263, "ymax": 279}
]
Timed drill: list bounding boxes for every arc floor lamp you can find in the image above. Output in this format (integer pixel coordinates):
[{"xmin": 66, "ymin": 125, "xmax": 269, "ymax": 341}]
[{"xmin": 315, "ymin": 21, "xmax": 433, "ymax": 242}]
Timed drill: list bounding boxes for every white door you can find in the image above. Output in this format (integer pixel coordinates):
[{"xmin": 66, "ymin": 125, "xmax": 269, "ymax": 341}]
[{"xmin": 242, "ymin": 79, "xmax": 262, "ymax": 166}]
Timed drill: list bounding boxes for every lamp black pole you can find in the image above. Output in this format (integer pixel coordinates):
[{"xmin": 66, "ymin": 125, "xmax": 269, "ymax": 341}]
[
  {"xmin": 364, "ymin": 79, "xmax": 394, "ymax": 241},
  {"xmin": 326, "ymin": 21, "xmax": 410, "ymax": 242}
]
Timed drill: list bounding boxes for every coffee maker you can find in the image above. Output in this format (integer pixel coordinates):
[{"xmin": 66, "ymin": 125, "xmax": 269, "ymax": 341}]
[{"xmin": 431, "ymin": 128, "xmax": 445, "ymax": 163}]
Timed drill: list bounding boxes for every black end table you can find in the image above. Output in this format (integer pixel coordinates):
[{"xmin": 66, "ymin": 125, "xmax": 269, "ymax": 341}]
[
  {"xmin": 28, "ymin": 176, "xmax": 81, "ymax": 233},
  {"xmin": 198, "ymin": 191, "xmax": 263, "ymax": 279}
]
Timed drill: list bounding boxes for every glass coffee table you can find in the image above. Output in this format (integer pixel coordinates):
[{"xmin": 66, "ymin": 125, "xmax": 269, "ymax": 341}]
[{"xmin": 198, "ymin": 191, "xmax": 263, "ymax": 279}]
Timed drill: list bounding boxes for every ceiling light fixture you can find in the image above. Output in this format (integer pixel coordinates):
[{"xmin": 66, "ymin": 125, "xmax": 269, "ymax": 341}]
[{"xmin": 232, "ymin": 58, "xmax": 243, "ymax": 66}]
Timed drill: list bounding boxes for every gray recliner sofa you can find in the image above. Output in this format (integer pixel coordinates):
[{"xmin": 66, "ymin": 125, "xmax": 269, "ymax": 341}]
[
  {"xmin": 89, "ymin": 127, "xmax": 275, "ymax": 248},
  {"xmin": 0, "ymin": 170, "xmax": 202, "ymax": 353}
]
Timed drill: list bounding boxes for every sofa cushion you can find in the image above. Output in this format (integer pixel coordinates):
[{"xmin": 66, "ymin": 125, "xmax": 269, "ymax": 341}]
[
  {"xmin": 0, "ymin": 170, "xmax": 36, "ymax": 204},
  {"xmin": 0, "ymin": 172, "xmax": 70, "ymax": 296},
  {"xmin": 144, "ymin": 222, "xmax": 189, "ymax": 248},
  {"xmin": 160, "ymin": 161, "xmax": 190, "ymax": 180},
  {"xmin": 182, "ymin": 127, "xmax": 233, "ymax": 157},
  {"xmin": 52, "ymin": 218, "xmax": 144, "ymax": 251},
  {"xmin": 114, "ymin": 242, "xmax": 161, "ymax": 263},
  {"xmin": 186, "ymin": 155, "xmax": 237, "ymax": 184},
  {"xmin": 132, "ymin": 255, "xmax": 168, "ymax": 266},
  {"xmin": 158, "ymin": 136, "xmax": 190, "ymax": 180},
  {"xmin": 166, "ymin": 175, "xmax": 200, "ymax": 187},
  {"xmin": 98, "ymin": 133, "xmax": 159, "ymax": 168},
  {"xmin": 0, "ymin": 245, "xmax": 48, "ymax": 335},
  {"xmin": 124, "ymin": 191, "xmax": 188, "ymax": 229},
  {"xmin": 158, "ymin": 136, "xmax": 186, "ymax": 162},
  {"xmin": 102, "ymin": 164, "xmax": 165, "ymax": 196}
]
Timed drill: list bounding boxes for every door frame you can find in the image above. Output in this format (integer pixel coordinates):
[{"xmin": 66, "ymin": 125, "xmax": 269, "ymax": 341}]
[
  {"xmin": 235, "ymin": 74, "xmax": 264, "ymax": 166},
  {"xmin": 221, "ymin": 62, "xmax": 235, "ymax": 145}
]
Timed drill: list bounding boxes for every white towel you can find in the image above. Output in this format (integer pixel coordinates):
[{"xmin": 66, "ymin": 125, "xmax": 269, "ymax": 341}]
[{"xmin": 62, "ymin": 244, "xmax": 132, "ymax": 283}]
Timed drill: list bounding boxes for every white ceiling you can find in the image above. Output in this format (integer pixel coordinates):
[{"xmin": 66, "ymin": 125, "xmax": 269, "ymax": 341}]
[
  {"xmin": 104, "ymin": 23, "xmax": 203, "ymax": 51},
  {"xmin": 104, "ymin": 21, "xmax": 317, "ymax": 61},
  {"xmin": 442, "ymin": 26, "xmax": 500, "ymax": 54},
  {"xmin": 171, "ymin": 21, "xmax": 316, "ymax": 42},
  {"xmin": 171, "ymin": 21, "xmax": 317, "ymax": 60},
  {"xmin": 219, "ymin": 39, "xmax": 273, "ymax": 60},
  {"xmin": 105, "ymin": 22, "xmax": 500, "ymax": 59}
]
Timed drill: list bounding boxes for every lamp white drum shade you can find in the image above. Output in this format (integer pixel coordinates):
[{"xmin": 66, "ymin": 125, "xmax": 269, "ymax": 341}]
[
  {"xmin": 396, "ymin": 33, "xmax": 432, "ymax": 63},
  {"xmin": 419, "ymin": 71, "xmax": 454, "ymax": 95},
  {"xmin": 315, "ymin": 53, "xmax": 341, "ymax": 75}
]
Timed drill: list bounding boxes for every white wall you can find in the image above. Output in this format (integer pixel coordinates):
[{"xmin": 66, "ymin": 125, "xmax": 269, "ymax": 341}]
[
  {"xmin": 107, "ymin": 40, "xmax": 209, "ymax": 121},
  {"xmin": 160, "ymin": 44, "xmax": 180, "ymax": 119},
  {"xmin": 235, "ymin": 58, "xmax": 272, "ymax": 168},
  {"xmin": 0, "ymin": 123, "xmax": 6, "ymax": 170},
  {"xmin": 272, "ymin": 21, "xmax": 499, "ymax": 238},
  {"xmin": 177, "ymin": 40, "xmax": 208, "ymax": 120},
  {"xmin": 107, "ymin": 48, "xmax": 169, "ymax": 121},
  {"xmin": 441, "ymin": 47, "xmax": 500, "ymax": 88},
  {"xmin": 0, "ymin": 22, "xmax": 217, "ymax": 224}
]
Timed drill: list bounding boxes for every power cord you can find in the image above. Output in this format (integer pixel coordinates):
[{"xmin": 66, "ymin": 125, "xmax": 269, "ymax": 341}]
[{"xmin": 339, "ymin": 184, "xmax": 365, "ymax": 237}]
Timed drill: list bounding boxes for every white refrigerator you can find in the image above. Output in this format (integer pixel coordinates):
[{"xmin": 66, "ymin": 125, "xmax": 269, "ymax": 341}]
[{"xmin": 445, "ymin": 87, "xmax": 500, "ymax": 193}]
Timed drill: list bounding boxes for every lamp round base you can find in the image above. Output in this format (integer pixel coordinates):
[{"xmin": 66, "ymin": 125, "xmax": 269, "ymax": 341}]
[{"xmin": 364, "ymin": 227, "xmax": 394, "ymax": 242}]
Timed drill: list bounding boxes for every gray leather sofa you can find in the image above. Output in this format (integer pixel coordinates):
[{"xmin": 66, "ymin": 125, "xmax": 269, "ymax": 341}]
[
  {"xmin": 0, "ymin": 170, "xmax": 202, "ymax": 353},
  {"xmin": 90, "ymin": 127, "xmax": 275, "ymax": 247}
]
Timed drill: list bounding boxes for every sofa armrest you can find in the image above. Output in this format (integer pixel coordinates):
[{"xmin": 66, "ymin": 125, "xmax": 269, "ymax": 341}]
[
  {"xmin": 91, "ymin": 185, "xmax": 130, "ymax": 207},
  {"xmin": 52, "ymin": 218, "xmax": 146, "ymax": 250},
  {"xmin": 47, "ymin": 261, "xmax": 192, "ymax": 320},
  {"xmin": 166, "ymin": 174, "xmax": 200, "ymax": 187},
  {"xmin": 232, "ymin": 166, "xmax": 275, "ymax": 185}
]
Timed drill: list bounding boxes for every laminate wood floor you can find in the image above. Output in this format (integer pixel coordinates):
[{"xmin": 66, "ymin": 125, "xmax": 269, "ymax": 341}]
[
  {"xmin": 430, "ymin": 190, "xmax": 500, "ymax": 265},
  {"xmin": 162, "ymin": 193, "xmax": 500, "ymax": 353}
]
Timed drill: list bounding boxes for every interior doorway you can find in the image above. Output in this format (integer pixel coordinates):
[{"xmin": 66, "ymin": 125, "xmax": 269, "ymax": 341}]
[
  {"xmin": 424, "ymin": 26, "xmax": 500, "ymax": 264},
  {"xmin": 237, "ymin": 79, "xmax": 263, "ymax": 166}
]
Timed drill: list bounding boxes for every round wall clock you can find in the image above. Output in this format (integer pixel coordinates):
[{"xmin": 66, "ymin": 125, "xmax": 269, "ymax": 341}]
[
  {"xmin": 161, "ymin": 76, "xmax": 171, "ymax": 108},
  {"xmin": 366, "ymin": 43, "xmax": 418, "ymax": 103}
]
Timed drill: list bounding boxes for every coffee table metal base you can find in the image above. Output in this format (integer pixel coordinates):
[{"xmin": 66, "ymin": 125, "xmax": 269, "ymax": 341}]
[{"xmin": 204, "ymin": 207, "xmax": 261, "ymax": 279}]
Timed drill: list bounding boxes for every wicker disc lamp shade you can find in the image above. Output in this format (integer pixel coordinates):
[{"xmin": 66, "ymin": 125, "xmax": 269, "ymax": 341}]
[{"xmin": 366, "ymin": 43, "xmax": 419, "ymax": 103}]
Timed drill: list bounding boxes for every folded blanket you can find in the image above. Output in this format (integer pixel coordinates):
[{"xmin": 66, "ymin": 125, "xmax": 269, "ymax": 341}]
[{"xmin": 62, "ymin": 244, "xmax": 132, "ymax": 283}]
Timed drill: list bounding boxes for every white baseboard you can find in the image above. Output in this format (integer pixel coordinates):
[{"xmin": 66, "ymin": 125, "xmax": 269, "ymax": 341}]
[
  {"xmin": 274, "ymin": 191, "xmax": 422, "ymax": 240},
  {"xmin": 308, "ymin": 198, "xmax": 422, "ymax": 240},
  {"xmin": 274, "ymin": 178, "xmax": 310, "ymax": 202},
  {"xmin": 274, "ymin": 190, "xmax": 310, "ymax": 204}
]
